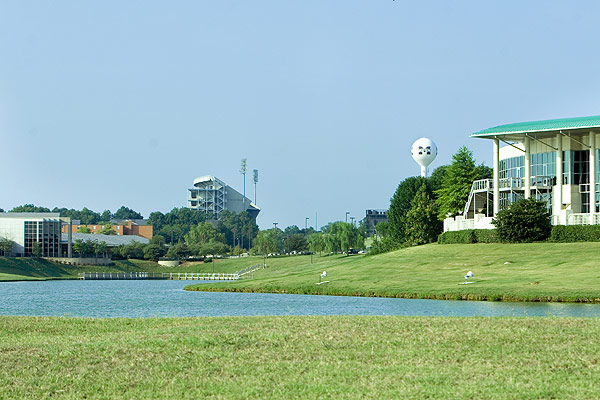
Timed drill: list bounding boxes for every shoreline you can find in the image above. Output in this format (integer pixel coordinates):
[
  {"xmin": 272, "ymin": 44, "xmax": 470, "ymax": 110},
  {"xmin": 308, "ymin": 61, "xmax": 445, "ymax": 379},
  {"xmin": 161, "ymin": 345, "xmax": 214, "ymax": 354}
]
[{"xmin": 184, "ymin": 284, "xmax": 600, "ymax": 304}]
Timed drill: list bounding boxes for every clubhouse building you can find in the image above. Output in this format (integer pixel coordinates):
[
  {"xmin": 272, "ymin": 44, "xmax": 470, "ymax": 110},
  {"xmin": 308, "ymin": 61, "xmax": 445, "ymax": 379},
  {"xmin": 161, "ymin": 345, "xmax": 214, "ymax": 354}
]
[{"xmin": 445, "ymin": 115, "xmax": 600, "ymax": 231}]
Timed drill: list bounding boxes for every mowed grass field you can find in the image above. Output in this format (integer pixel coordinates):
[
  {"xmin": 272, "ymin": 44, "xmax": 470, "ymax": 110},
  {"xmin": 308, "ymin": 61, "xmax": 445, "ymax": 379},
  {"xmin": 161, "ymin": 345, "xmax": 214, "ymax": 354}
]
[
  {"xmin": 188, "ymin": 242, "xmax": 600, "ymax": 302},
  {"xmin": 1, "ymin": 316, "xmax": 600, "ymax": 399}
]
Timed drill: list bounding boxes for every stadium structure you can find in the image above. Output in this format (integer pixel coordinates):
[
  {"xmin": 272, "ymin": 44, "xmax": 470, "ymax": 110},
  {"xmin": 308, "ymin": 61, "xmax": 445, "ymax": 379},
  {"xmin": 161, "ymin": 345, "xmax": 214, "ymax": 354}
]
[
  {"xmin": 187, "ymin": 175, "xmax": 260, "ymax": 219},
  {"xmin": 445, "ymin": 115, "xmax": 600, "ymax": 231}
]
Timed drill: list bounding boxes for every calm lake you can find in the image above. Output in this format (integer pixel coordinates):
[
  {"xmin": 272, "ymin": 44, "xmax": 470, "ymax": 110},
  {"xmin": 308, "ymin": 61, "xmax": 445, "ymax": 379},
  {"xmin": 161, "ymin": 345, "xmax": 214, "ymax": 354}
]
[{"xmin": 1, "ymin": 280, "xmax": 600, "ymax": 318}]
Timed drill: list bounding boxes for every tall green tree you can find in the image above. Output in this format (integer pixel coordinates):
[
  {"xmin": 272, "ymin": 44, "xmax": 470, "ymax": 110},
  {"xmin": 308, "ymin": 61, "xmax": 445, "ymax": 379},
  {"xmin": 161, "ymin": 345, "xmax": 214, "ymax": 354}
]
[
  {"xmin": 492, "ymin": 198, "xmax": 551, "ymax": 243},
  {"xmin": 98, "ymin": 223, "xmax": 117, "ymax": 235},
  {"xmin": 404, "ymin": 183, "xmax": 443, "ymax": 245},
  {"xmin": 113, "ymin": 206, "xmax": 143, "ymax": 220},
  {"xmin": 253, "ymin": 229, "xmax": 281, "ymax": 262},
  {"xmin": 100, "ymin": 210, "xmax": 112, "ymax": 222},
  {"xmin": 308, "ymin": 233, "xmax": 325, "ymax": 256},
  {"xmin": 11, "ymin": 204, "xmax": 51, "ymax": 213},
  {"xmin": 388, "ymin": 176, "xmax": 430, "ymax": 243},
  {"xmin": 147, "ymin": 208, "xmax": 206, "ymax": 244},
  {"xmin": 321, "ymin": 222, "xmax": 364, "ymax": 253},
  {"xmin": 0, "ymin": 237, "xmax": 14, "ymax": 256},
  {"xmin": 435, "ymin": 146, "xmax": 490, "ymax": 220},
  {"xmin": 283, "ymin": 234, "xmax": 308, "ymax": 253},
  {"xmin": 165, "ymin": 242, "xmax": 191, "ymax": 259},
  {"xmin": 217, "ymin": 211, "xmax": 258, "ymax": 249}
]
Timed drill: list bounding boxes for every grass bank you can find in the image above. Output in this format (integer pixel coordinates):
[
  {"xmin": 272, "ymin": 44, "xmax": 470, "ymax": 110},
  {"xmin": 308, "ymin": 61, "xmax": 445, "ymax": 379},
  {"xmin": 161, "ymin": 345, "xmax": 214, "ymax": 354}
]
[
  {"xmin": 187, "ymin": 242, "xmax": 600, "ymax": 303},
  {"xmin": 1, "ymin": 315, "xmax": 599, "ymax": 399},
  {"xmin": 0, "ymin": 257, "xmax": 246, "ymax": 281}
]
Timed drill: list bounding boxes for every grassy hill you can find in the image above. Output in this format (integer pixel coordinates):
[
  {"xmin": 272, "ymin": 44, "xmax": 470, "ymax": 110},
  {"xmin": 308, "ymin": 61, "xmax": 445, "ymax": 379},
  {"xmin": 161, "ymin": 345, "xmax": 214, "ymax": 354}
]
[
  {"xmin": 4, "ymin": 242, "xmax": 600, "ymax": 302},
  {"xmin": 187, "ymin": 242, "xmax": 600, "ymax": 302}
]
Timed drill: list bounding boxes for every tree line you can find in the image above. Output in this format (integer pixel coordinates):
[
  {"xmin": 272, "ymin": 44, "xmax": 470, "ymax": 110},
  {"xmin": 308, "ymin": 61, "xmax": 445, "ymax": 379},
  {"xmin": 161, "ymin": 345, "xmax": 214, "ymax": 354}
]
[{"xmin": 373, "ymin": 146, "xmax": 491, "ymax": 252}]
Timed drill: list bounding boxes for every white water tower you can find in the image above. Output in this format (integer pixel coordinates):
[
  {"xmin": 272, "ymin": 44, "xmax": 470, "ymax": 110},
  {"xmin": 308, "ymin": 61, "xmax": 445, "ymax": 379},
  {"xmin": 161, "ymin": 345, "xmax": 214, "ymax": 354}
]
[{"xmin": 411, "ymin": 137, "xmax": 437, "ymax": 177}]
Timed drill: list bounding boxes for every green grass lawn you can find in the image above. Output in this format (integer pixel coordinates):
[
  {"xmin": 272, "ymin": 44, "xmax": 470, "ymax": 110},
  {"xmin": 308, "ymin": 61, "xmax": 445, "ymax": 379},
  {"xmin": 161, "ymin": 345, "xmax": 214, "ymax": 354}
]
[
  {"xmin": 5, "ymin": 242, "xmax": 600, "ymax": 302},
  {"xmin": 187, "ymin": 242, "xmax": 600, "ymax": 302},
  {"xmin": 1, "ymin": 315, "xmax": 599, "ymax": 399}
]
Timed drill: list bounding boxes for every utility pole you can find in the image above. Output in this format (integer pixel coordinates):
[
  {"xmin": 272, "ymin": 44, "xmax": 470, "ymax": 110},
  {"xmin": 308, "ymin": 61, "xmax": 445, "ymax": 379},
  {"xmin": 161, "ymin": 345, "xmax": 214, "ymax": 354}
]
[
  {"xmin": 253, "ymin": 169, "xmax": 258, "ymax": 204},
  {"xmin": 240, "ymin": 158, "xmax": 247, "ymax": 210}
]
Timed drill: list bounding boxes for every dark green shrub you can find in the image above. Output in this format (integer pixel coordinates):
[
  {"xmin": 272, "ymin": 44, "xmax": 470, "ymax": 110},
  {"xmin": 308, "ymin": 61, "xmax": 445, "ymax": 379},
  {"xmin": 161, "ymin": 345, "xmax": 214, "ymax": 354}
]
[
  {"xmin": 438, "ymin": 230, "xmax": 476, "ymax": 244},
  {"xmin": 492, "ymin": 198, "xmax": 551, "ymax": 243},
  {"xmin": 473, "ymin": 229, "xmax": 499, "ymax": 243},
  {"xmin": 550, "ymin": 225, "xmax": 600, "ymax": 242}
]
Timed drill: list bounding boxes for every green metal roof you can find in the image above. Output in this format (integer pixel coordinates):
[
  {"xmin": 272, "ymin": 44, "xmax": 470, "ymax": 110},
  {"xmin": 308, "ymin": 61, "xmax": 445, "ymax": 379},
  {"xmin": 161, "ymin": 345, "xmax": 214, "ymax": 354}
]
[{"xmin": 471, "ymin": 115, "xmax": 600, "ymax": 137}]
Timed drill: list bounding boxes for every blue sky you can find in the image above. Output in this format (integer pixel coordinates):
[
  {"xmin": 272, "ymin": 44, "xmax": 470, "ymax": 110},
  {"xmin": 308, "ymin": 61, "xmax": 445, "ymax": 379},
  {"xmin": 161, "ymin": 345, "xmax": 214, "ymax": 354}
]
[{"xmin": 1, "ymin": 1, "xmax": 600, "ymax": 229}]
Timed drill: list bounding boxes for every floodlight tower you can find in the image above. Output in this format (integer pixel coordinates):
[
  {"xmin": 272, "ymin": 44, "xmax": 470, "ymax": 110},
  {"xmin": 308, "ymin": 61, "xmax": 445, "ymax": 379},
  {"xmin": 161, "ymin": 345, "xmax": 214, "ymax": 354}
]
[
  {"xmin": 240, "ymin": 158, "xmax": 247, "ymax": 209},
  {"xmin": 411, "ymin": 138, "xmax": 437, "ymax": 177},
  {"xmin": 253, "ymin": 169, "xmax": 258, "ymax": 204}
]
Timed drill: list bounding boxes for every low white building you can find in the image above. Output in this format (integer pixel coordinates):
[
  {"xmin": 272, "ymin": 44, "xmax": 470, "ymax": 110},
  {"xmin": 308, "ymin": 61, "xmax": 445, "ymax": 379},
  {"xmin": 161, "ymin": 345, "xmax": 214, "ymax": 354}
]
[
  {"xmin": 0, "ymin": 213, "xmax": 68, "ymax": 257},
  {"xmin": 445, "ymin": 115, "xmax": 600, "ymax": 231}
]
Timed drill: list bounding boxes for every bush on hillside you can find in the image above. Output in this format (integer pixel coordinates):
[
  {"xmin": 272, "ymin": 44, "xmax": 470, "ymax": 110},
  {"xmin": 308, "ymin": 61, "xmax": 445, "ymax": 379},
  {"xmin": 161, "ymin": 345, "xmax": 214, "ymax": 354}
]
[
  {"xmin": 492, "ymin": 198, "xmax": 551, "ymax": 243},
  {"xmin": 550, "ymin": 225, "xmax": 600, "ymax": 242},
  {"xmin": 437, "ymin": 229, "xmax": 499, "ymax": 244},
  {"xmin": 438, "ymin": 230, "xmax": 475, "ymax": 244},
  {"xmin": 474, "ymin": 229, "xmax": 499, "ymax": 243}
]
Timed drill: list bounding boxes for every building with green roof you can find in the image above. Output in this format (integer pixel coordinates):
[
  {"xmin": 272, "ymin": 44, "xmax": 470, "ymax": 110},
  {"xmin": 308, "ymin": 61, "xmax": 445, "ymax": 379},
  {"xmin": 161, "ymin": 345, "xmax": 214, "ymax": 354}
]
[{"xmin": 445, "ymin": 115, "xmax": 600, "ymax": 231}]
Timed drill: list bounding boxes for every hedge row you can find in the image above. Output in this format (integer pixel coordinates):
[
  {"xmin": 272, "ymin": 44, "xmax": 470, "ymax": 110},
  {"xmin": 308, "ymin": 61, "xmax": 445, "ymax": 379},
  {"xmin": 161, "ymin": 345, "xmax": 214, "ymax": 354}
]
[
  {"xmin": 437, "ymin": 229, "xmax": 499, "ymax": 244},
  {"xmin": 439, "ymin": 225, "xmax": 600, "ymax": 244},
  {"xmin": 549, "ymin": 225, "xmax": 600, "ymax": 242}
]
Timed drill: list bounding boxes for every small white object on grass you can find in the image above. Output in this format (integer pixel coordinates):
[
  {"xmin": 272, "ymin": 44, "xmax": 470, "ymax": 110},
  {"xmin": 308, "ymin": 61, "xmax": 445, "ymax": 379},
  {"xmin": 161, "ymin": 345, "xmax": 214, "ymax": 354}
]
[{"xmin": 465, "ymin": 271, "xmax": 473, "ymax": 280}]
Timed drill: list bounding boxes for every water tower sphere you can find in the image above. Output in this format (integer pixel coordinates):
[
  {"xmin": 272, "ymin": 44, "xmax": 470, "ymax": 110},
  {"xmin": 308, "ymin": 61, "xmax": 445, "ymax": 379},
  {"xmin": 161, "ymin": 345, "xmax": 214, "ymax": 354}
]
[{"xmin": 411, "ymin": 137, "xmax": 437, "ymax": 177}]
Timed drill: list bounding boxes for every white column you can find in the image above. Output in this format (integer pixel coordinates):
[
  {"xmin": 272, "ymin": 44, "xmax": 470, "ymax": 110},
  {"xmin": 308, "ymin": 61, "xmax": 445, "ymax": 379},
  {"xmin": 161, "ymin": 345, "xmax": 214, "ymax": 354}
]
[
  {"xmin": 524, "ymin": 136, "xmax": 531, "ymax": 199},
  {"xmin": 493, "ymin": 138, "xmax": 500, "ymax": 215},
  {"xmin": 556, "ymin": 133, "xmax": 563, "ymax": 210},
  {"xmin": 590, "ymin": 131, "xmax": 596, "ymax": 214}
]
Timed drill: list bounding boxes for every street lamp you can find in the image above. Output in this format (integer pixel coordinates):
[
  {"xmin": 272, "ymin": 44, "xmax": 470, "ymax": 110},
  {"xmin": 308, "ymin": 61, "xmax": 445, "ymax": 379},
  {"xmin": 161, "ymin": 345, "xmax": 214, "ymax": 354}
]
[
  {"xmin": 305, "ymin": 217, "xmax": 309, "ymax": 230},
  {"xmin": 350, "ymin": 216, "xmax": 355, "ymax": 226},
  {"xmin": 240, "ymin": 159, "xmax": 247, "ymax": 210},
  {"xmin": 273, "ymin": 222, "xmax": 278, "ymax": 229},
  {"xmin": 345, "ymin": 211, "xmax": 349, "ymax": 223}
]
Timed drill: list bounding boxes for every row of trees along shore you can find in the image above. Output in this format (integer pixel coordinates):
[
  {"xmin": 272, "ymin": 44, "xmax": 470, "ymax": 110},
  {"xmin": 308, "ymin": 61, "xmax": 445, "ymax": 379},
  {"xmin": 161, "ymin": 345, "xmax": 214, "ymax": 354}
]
[{"xmin": 3, "ymin": 145, "xmax": 495, "ymax": 259}]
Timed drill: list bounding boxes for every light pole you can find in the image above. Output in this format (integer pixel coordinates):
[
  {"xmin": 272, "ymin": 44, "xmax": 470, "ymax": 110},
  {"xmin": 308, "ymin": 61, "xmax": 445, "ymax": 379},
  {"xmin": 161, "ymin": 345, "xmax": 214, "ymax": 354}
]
[
  {"xmin": 253, "ymin": 169, "xmax": 258, "ymax": 204},
  {"xmin": 345, "ymin": 211, "xmax": 349, "ymax": 223},
  {"xmin": 273, "ymin": 222, "xmax": 278, "ymax": 230},
  {"xmin": 350, "ymin": 216, "xmax": 355, "ymax": 226},
  {"xmin": 240, "ymin": 158, "xmax": 247, "ymax": 210},
  {"xmin": 305, "ymin": 217, "xmax": 309, "ymax": 230}
]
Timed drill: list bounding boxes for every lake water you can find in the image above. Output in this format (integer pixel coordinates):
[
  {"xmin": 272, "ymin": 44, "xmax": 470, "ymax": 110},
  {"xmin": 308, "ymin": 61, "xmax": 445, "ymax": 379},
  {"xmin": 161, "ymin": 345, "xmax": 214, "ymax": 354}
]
[{"xmin": 1, "ymin": 280, "xmax": 600, "ymax": 318}]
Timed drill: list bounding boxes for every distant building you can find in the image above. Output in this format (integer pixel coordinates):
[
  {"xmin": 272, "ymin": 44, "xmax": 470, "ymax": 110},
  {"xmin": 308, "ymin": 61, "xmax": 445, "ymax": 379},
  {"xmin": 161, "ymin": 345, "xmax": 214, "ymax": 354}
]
[
  {"xmin": 61, "ymin": 219, "xmax": 153, "ymax": 240},
  {"xmin": 60, "ymin": 232, "xmax": 149, "ymax": 256},
  {"xmin": 187, "ymin": 175, "xmax": 260, "ymax": 219},
  {"xmin": 363, "ymin": 209, "xmax": 388, "ymax": 237},
  {"xmin": 0, "ymin": 213, "xmax": 65, "ymax": 257}
]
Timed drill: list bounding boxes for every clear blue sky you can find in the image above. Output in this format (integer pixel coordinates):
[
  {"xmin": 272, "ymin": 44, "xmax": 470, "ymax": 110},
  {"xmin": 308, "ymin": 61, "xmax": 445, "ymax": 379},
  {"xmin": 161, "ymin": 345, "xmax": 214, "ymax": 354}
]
[{"xmin": 2, "ymin": 1, "xmax": 599, "ymax": 229}]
